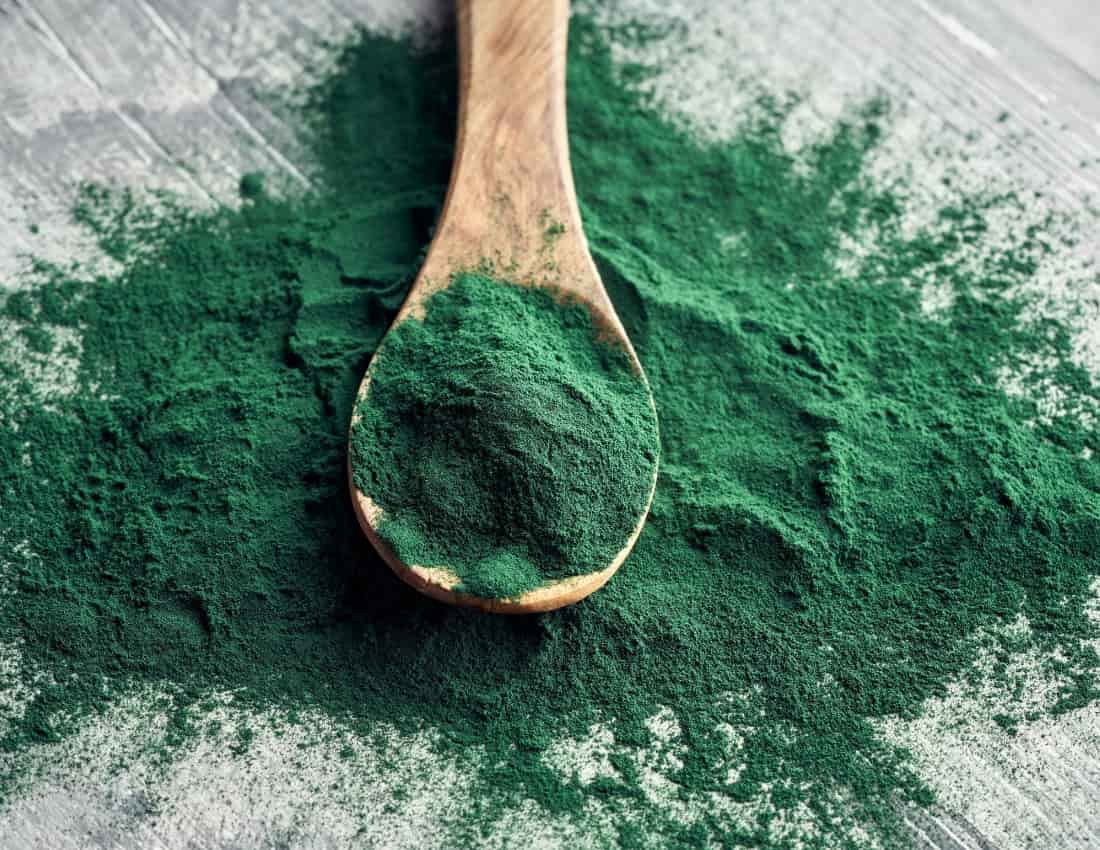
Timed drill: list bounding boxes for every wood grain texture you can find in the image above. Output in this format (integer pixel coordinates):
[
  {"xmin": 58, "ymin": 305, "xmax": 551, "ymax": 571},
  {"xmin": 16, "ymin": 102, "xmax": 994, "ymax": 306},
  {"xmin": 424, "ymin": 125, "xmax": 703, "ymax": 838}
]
[
  {"xmin": 349, "ymin": 0, "xmax": 658, "ymax": 615},
  {"xmin": 0, "ymin": 0, "xmax": 1098, "ymax": 846},
  {"xmin": 401, "ymin": 0, "xmax": 624, "ymax": 326}
]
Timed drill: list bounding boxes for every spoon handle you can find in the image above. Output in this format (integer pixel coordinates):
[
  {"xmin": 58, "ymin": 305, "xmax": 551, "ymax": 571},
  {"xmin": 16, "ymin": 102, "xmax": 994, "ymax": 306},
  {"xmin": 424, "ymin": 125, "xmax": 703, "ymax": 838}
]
[{"xmin": 409, "ymin": 0, "xmax": 604, "ymax": 310}]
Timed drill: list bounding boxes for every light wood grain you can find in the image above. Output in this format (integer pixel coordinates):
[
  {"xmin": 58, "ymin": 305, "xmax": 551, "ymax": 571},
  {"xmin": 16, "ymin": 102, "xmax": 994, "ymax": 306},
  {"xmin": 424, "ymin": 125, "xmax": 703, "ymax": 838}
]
[
  {"xmin": 401, "ymin": 0, "xmax": 623, "ymax": 329},
  {"xmin": 348, "ymin": 0, "xmax": 658, "ymax": 614},
  {"xmin": 1, "ymin": 0, "xmax": 1099, "ymax": 845}
]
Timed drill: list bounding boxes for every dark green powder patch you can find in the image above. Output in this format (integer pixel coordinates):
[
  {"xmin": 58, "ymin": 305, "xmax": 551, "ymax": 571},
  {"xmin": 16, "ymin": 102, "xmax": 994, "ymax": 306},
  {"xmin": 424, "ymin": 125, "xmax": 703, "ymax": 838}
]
[
  {"xmin": 350, "ymin": 273, "xmax": 658, "ymax": 599},
  {"xmin": 1, "ymin": 15, "xmax": 1099, "ymax": 849}
]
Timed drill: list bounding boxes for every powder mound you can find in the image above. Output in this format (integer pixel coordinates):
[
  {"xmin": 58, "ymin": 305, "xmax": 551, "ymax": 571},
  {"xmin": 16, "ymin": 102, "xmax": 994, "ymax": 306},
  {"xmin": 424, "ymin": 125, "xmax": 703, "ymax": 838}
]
[
  {"xmin": 350, "ymin": 273, "xmax": 659, "ymax": 598},
  {"xmin": 5, "ymin": 19, "xmax": 1100, "ymax": 849}
]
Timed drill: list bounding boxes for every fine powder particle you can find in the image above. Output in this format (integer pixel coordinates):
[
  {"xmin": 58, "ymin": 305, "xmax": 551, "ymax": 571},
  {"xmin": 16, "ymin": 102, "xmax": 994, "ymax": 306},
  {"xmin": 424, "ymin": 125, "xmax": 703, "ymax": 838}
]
[
  {"xmin": 349, "ymin": 272, "xmax": 658, "ymax": 599},
  {"xmin": 0, "ymin": 15, "xmax": 1098, "ymax": 849}
]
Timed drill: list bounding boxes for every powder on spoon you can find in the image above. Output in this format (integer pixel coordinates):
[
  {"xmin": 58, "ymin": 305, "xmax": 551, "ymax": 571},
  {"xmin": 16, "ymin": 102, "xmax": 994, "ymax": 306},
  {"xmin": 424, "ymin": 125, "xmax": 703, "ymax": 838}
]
[
  {"xmin": 349, "ymin": 272, "xmax": 658, "ymax": 599},
  {"xmin": 1, "ymin": 14, "xmax": 1099, "ymax": 849}
]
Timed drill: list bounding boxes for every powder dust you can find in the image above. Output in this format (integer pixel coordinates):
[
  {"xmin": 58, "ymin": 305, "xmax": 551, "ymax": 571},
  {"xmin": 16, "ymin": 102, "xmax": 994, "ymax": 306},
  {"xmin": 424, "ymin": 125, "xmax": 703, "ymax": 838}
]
[
  {"xmin": 350, "ymin": 272, "xmax": 658, "ymax": 599},
  {"xmin": 0, "ymin": 12, "xmax": 1098, "ymax": 850}
]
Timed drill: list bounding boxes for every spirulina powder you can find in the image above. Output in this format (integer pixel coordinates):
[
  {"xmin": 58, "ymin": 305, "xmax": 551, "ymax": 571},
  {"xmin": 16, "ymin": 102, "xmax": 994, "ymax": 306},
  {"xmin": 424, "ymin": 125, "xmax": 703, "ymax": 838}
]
[
  {"xmin": 0, "ymin": 13, "xmax": 1098, "ymax": 850},
  {"xmin": 350, "ymin": 272, "xmax": 658, "ymax": 599}
]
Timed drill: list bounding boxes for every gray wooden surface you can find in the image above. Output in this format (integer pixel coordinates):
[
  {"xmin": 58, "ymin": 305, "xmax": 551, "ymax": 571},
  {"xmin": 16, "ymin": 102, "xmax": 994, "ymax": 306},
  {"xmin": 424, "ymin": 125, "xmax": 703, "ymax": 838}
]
[{"xmin": 0, "ymin": 1, "xmax": 1098, "ymax": 848}]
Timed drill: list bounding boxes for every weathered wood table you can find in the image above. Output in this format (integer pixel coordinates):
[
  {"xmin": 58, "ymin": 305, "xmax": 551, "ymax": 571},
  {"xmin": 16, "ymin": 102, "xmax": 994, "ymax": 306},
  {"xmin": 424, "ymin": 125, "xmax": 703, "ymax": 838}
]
[{"xmin": 0, "ymin": 1, "xmax": 1097, "ymax": 847}]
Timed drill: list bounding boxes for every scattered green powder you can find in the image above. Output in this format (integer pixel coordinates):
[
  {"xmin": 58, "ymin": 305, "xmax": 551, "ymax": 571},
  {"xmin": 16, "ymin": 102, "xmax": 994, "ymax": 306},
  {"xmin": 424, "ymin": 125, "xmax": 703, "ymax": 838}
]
[
  {"xmin": 1, "ymin": 15, "xmax": 1098, "ymax": 849},
  {"xmin": 238, "ymin": 171, "xmax": 266, "ymax": 201},
  {"xmin": 349, "ymin": 272, "xmax": 658, "ymax": 599}
]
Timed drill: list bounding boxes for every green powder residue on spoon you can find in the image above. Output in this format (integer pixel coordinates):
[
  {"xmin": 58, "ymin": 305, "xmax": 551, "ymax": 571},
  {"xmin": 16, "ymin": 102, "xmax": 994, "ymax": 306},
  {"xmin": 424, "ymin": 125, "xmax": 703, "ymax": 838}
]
[
  {"xmin": 349, "ymin": 273, "xmax": 658, "ymax": 599},
  {"xmin": 1, "ymin": 15, "xmax": 1099, "ymax": 849}
]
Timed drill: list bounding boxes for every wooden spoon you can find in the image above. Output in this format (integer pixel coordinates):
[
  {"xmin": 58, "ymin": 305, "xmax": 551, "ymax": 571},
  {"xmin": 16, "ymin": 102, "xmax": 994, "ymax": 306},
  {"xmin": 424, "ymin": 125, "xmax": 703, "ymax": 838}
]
[{"xmin": 348, "ymin": 0, "xmax": 658, "ymax": 614}]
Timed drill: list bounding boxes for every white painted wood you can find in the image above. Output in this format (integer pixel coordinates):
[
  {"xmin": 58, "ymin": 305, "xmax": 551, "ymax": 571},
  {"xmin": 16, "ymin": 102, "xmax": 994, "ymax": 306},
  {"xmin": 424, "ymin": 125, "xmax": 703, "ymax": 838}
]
[{"xmin": 0, "ymin": 0, "xmax": 1098, "ymax": 847}]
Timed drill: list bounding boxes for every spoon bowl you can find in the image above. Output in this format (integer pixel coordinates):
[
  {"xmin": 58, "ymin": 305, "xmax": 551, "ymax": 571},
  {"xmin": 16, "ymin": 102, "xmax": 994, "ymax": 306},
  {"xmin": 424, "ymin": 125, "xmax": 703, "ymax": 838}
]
[{"xmin": 348, "ymin": 0, "xmax": 658, "ymax": 613}]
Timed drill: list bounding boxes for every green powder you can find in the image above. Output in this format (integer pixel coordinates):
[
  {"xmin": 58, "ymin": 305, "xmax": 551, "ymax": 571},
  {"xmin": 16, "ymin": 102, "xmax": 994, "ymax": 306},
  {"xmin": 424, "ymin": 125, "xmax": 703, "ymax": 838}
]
[
  {"xmin": 1, "ymin": 14, "xmax": 1098, "ymax": 849},
  {"xmin": 349, "ymin": 272, "xmax": 658, "ymax": 599}
]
